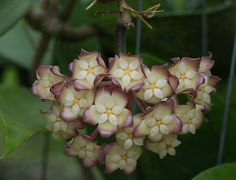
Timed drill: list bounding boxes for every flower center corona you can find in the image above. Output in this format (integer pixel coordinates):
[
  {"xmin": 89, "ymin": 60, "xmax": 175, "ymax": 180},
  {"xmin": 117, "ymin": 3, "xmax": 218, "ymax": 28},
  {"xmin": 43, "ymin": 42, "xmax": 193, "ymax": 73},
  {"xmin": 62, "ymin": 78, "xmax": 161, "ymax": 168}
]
[
  {"xmin": 179, "ymin": 73, "xmax": 187, "ymax": 80},
  {"xmin": 124, "ymin": 68, "xmax": 131, "ymax": 76},
  {"xmin": 156, "ymin": 120, "xmax": 163, "ymax": 126},
  {"xmin": 73, "ymin": 97, "xmax": 80, "ymax": 104},
  {"xmin": 150, "ymin": 83, "xmax": 156, "ymax": 90},
  {"xmin": 87, "ymin": 66, "xmax": 94, "ymax": 74},
  {"xmin": 106, "ymin": 108, "xmax": 113, "ymax": 115}
]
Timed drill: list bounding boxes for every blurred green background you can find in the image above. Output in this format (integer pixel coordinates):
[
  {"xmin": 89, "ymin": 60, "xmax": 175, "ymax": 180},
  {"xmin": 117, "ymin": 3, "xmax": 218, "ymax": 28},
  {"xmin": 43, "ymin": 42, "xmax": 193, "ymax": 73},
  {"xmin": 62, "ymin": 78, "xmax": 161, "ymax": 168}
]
[{"xmin": 0, "ymin": 0, "xmax": 236, "ymax": 179}]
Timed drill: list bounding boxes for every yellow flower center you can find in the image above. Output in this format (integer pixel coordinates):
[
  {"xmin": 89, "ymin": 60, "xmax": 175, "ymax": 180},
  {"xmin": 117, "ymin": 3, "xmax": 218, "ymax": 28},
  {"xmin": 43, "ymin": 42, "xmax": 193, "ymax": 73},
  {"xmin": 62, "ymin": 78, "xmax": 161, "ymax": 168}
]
[
  {"xmin": 122, "ymin": 154, "xmax": 127, "ymax": 160},
  {"xmin": 124, "ymin": 68, "xmax": 131, "ymax": 76},
  {"xmin": 87, "ymin": 66, "xmax": 94, "ymax": 74},
  {"xmin": 156, "ymin": 120, "xmax": 163, "ymax": 126},
  {"xmin": 106, "ymin": 108, "xmax": 113, "ymax": 115},
  {"xmin": 128, "ymin": 133, "xmax": 133, "ymax": 139},
  {"xmin": 179, "ymin": 73, "xmax": 187, "ymax": 80},
  {"xmin": 150, "ymin": 83, "xmax": 156, "ymax": 90},
  {"xmin": 73, "ymin": 97, "xmax": 80, "ymax": 104},
  {"xmin": 165, "ymin": 144, "xmax": 171, "ymax": 149},
  {"xmin": 187, "ymin": 119, "xmax": 192, "ymax": 124}
]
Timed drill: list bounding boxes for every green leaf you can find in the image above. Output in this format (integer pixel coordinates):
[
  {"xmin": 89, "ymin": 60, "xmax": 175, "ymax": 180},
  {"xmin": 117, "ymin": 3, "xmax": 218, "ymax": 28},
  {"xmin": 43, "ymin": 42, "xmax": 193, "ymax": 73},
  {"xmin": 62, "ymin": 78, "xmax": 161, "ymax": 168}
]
[
  {"xmin": 141, "ymin": 52, "xmax": 167, "ymax": 67},
  {"xmin": 0, "ymin": 21, "xmax": 53, "ymax": 69},
  {"xmin": 0, "ymin": 85, "xmax": 47, "ymax": 159},
  {"xmin": 0, "ymin": 0, "xmax": 31, "ymax": 36},
  {"xmin": 192, "ymin": 163, "xmax": 236, "ymax": 180}
]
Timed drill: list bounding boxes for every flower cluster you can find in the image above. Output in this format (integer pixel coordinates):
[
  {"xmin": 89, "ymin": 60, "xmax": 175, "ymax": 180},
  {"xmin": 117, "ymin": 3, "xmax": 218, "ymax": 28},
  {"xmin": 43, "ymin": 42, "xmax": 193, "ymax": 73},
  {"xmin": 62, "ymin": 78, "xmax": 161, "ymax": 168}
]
[{"xmin": 32, "ymin": 50, "xmax": 220, "ymax": 173}]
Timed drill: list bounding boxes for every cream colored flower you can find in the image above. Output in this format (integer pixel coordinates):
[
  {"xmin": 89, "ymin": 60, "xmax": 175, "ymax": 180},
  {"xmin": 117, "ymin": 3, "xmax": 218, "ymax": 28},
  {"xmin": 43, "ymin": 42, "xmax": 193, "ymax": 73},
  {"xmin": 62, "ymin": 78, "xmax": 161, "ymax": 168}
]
[
  {"xmin": 116, "ymin": 114, "xmax": 144, "ymax": 149},
  {"xmin": 135, "ymin": 65, "xmax": 177, "ymax": 104},
  {"xmin": 32, "ymin": 65, "xmax": 64, "ymax": 100},
  {"xmin": 108, "ymin": 54, "xmax": 145, "ymax": 92},
  {"xmin": 169, "ymin": 57, "xmax": 204, "ymax": 93},
  {"xmin": 195, "ymin": 74, "xmax": 220, "ymax": 108},
  {"xmin": 105, "ymin": 144, "xmax": 142, "ymax": 173},
  {"xmin": 65, "ymin": 135, "xmax": 100, "ymax": 167},
  {"xmin": 146, "ymin": 135, "xmax": 181, "ymax": 159},
  {"xmin": 44, "ymin": 103, "xmax": 80, "ymax": 139},
  {"xmin": 176, "ymin": 104, "xmax": 204, "ymax": 134},
  {"xmin": 134, "ymin": 100, "xmax": 182, "ymax": 142},
  {"xmin": 70, "ymin": 50, "xmax": 107, "ymax": 90},
  {"xmin": 84, "ymin": 88, "xmax": 132, "ymax": 137},
  {"xmin": 60, "ymin": 85, "xmax": 94, "ymax": 121}
]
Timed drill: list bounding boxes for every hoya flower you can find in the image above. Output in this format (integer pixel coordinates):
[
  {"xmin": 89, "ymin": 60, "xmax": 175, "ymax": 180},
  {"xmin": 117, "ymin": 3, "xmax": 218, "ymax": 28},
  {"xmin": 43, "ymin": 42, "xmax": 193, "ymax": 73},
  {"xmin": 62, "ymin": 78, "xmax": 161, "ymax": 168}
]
[
  {"xmin": 116, "ymin": 114, "xmax": 145, "ymax": 149},
  {"xmin": 194, "ymin": 75, "xmax": 220, "ymax": 108},
  {"xmin": 146, "ymin": 135, "xmax": 181, "ymax": 159},
  {"xmin": 105, "ymin": 144, "xmax": 142, "ymax": 173},
  {"xmin": 176, "ymin": 104, "xmax": 204, "ymax": 134},
  {"xmin": 70, "ymin": 50, "xmax": 107, "ymax": 90},
  {"xmin": 59, "ymin": 84, "xmax": 95, "ymax": 121},
  {"xmin": 168, "ymin": 57, "xmax": 204, "ymax": 93},
  {"xmin": 84, "ymin": 88, "xmax": 132, "ymax": 137},
  {"xmin": 199, "ymin": 55, "xmax": 215, "ymax": 74},
  {"xmin": 134, "ymin": 100, "xmax": 182, "ymax": 142},
  {"xmin": 65, "ymin": 135, "xmax": 100, "ymax": 167},
  {"xmin": 108, "ymin": 54, "xmax": 145, "ymax": 92},
  {"xmin": 135, "ymin": 65, "xmax": 178, "ymax": 104},
  {"xmin": 43, "ymin": 103, "xmax": 81, "ymax": 139},
  {"xmin": 32, "ymin": 65, "xmax": 64, "ymax": 100}
]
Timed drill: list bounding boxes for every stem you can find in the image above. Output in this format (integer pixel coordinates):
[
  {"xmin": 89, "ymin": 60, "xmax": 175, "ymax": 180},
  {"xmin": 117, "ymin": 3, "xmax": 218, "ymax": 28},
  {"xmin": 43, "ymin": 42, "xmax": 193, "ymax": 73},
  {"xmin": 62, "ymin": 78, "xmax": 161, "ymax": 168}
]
[
  {"xmin": 30, "ymin": 0, "xmax": 78, "ymax": 81},
  {"xmin": 40, "ymin": 134, "xmax": 50, "ymax": 180},
  {"xmin": 115, "ymin": 0, "xmax": 131, "ymax": 54},
  {"xmin": 30, "ymin": 33, "xmax": 51, "ymax": 82}
]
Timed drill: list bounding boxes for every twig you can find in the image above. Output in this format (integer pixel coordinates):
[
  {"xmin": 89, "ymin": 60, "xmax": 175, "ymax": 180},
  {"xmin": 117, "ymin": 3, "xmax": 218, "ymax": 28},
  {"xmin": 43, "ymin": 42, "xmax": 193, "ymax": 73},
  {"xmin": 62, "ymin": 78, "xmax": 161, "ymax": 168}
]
[
  {"xmin": 30, "ymin": 33, "xmax": 51, "ymax": 81},
  {"xmin": 26, "ymin": 10, "xmax": 101, "ymax": 42},
  {"xmin": 217, "ymin": 30, "xmax": 236, "ymax": 165},
  {"xmin": 115, "ymin": 0, "xmax": 132, "ymax": 54},
  {"xmin": 41, "ymin": 134, "xmax": 50, "ymax": 180},
  {"xmin": 61, "ymin": 0, "xmax": 77, "ymax": 21}
]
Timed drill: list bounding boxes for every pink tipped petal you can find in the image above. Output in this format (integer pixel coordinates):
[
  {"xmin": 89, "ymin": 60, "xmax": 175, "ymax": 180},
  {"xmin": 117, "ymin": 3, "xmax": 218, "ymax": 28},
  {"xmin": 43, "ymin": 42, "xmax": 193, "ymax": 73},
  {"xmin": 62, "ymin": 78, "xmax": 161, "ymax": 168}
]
[
  {"xmin": 195, "ymin": 73, "xmax": 205, "ymax": 90},
  {"xmin": 182, "ymin": 57, "xmax": 201, "ymax": 71},
  {"xmin": 36, "ymin": 65, "xmax": 51, "ymax": 77},
  {"xmin": 170, "ymin": 116, "xmax": 182, "ymax": 134},
  {"xmin": 98, "ymin": 122, "xmax": 117, "ymax": 138},
  {"xmin": 61, "ymin": 107, "xmax": 77, "ymax": 122},
  {"xmin": 130, "ymin": 81, "xmax": 145, "ymax": 92},
  {"xmin": 118, "ymin": 109, "xmax": 133, "ymax": 128},
  {"xmin": 168, "ymin": 75, "xmax": 179, "ymax": 91},
  {"xmin": 199, "ymin": 55, "xmax": 214, "ymax": 73},
  {"xmin": 83, "ymin": 106, "xmax": 99, "ymax": 125},
  {"xmin": 111, "ymin": 89, "xmax": 128, "ymax": 107},
  {"xmin": 208, "ymin": 75, "xmax": 221, "ymax": 87},
  {"xmin": 83, "ymin": 159, "xmax": 97, "ymax": 167},
  {"xmin": 50, "ymin": 66, "xmax": 64, "ymax": 77},
  {"xmin": 123, "ymin": 163, "xmax": 137, "ymax": 174},
  {"xmin": 133, "ymin": 121, "xmax": 149, "ymax": 137},
  {"xmin": 74, "ymin": 80, "xmax": 91, "ymax": 90}
]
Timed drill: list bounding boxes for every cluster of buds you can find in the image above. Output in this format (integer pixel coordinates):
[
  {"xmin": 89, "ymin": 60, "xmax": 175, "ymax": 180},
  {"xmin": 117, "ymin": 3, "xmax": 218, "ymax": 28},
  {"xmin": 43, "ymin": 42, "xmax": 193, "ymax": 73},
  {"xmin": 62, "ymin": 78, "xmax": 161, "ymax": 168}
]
[{"xmin": 32, "ymin": 50, "xmax": 220, "ymax": 174}]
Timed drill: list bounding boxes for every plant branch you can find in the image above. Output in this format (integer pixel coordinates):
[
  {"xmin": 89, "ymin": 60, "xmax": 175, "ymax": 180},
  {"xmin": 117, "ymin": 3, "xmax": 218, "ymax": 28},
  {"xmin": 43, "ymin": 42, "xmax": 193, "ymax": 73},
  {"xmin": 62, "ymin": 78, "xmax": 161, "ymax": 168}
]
[
  {"xmin": 29, "ymin": 0, "xmax": 81, "ymax": 81},
  {"xmin": 115, "ymin": 0, "xmax": 132, "ymax": 54},
  {"xmin": 26, "ymin": 10, "xmax": 101, "ymax": 42},
  {"xmin": 30, "ymin": 33, "xmax": 51, "ymax": 81}
]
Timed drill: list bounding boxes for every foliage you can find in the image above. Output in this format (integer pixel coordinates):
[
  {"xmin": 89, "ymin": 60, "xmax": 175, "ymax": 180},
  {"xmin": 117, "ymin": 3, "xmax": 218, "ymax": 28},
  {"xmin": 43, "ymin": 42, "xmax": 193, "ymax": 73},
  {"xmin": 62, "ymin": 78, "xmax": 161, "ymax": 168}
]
[
  {"xmin": 193, "ymin": 162, "xmax": 236, "ymax": 180},
  {"xmin": 0, "ymin": 86, "xmax": 47, "ymax": 159}
]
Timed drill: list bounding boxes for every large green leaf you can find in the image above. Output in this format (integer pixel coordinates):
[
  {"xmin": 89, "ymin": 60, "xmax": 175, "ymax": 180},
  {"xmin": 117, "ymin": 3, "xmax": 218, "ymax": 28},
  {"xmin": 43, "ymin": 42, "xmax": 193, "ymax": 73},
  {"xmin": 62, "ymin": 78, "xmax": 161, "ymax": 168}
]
[
  {"xmin": 192, "ymin": 162, "xmax": 236, "ymax": 180},
  {"xmin": 0, "ymin": 21, "xmax": 53, "ymax": 69},
  {"xmin": 0, "ymin": 85, "xmax": 47, "ymax": 159},
  {"xmin": 0, "ymin": 0, "xmax": 31, "ymax": 36}
]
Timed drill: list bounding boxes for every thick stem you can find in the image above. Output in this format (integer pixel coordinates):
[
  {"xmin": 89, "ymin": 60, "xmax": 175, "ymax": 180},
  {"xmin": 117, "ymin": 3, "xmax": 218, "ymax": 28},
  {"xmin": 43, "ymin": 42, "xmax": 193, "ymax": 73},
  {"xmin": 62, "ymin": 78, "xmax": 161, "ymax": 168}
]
[
  {"xmin": 115, "ymin": 0, "xmax": 131, "ymax": 54},
  {"xmin": 30, "ymin": 33, "xmax": 51, "ymax": 81}
]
